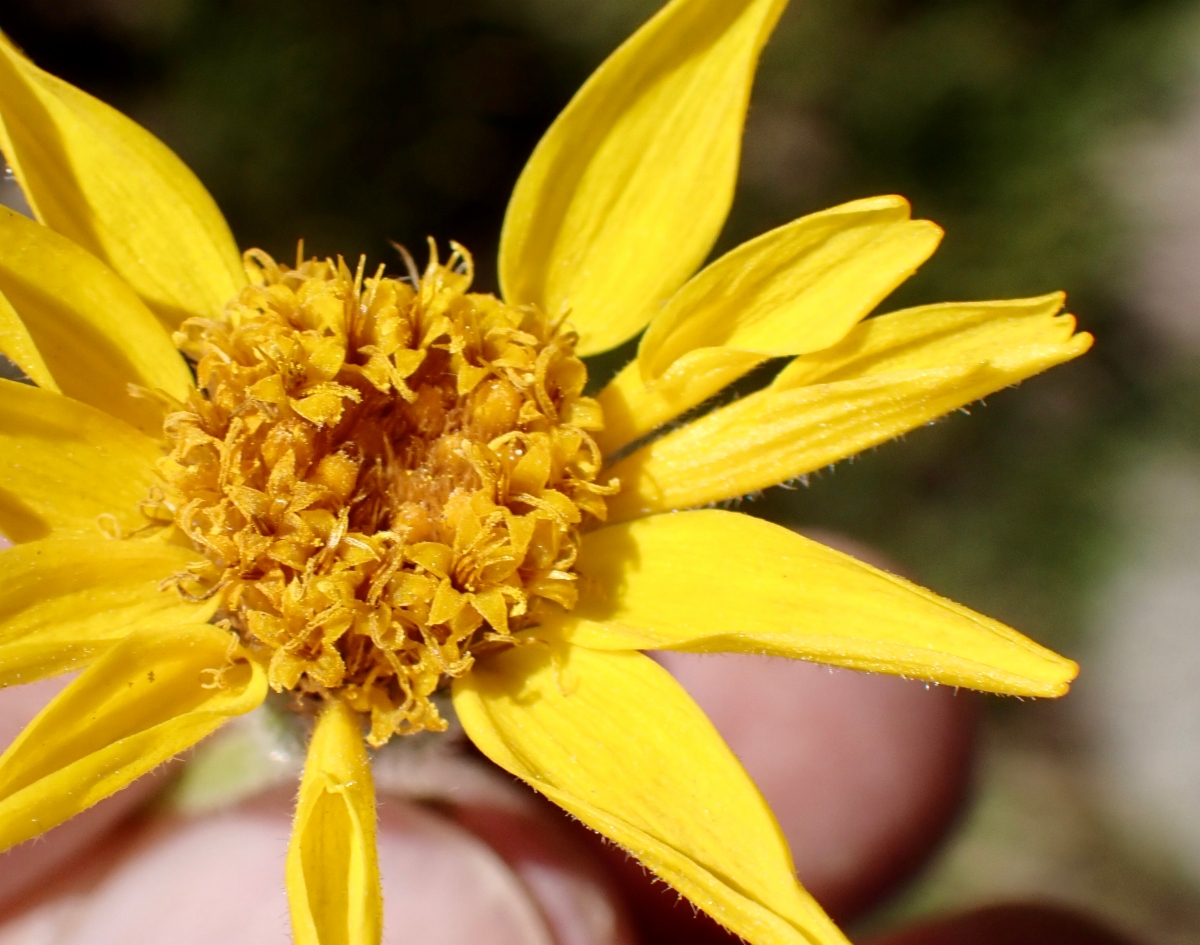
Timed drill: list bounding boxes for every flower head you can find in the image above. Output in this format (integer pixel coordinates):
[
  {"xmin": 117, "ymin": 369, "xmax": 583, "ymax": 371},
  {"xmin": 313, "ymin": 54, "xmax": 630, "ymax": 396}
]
[
  {"xmin": 0, "ymin": 1, "xmax": 1090, "ymax": 944},
  {"xmin": 159, "ymin": 243, "xmax": 614, "ymax": 745}
]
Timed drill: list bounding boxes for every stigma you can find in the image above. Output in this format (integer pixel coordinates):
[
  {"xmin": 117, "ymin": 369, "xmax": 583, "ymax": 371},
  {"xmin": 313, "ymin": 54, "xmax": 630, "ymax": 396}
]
[{"xmin": 152, "ymin": 242, "xmax": 616, "ymax": 744}]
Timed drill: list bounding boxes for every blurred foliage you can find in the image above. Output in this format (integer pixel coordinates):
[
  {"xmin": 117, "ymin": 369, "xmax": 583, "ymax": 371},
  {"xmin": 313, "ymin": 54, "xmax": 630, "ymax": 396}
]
[{"xmin": 4, "ymin": 0, "xmax": 1200, "ymax": 648}]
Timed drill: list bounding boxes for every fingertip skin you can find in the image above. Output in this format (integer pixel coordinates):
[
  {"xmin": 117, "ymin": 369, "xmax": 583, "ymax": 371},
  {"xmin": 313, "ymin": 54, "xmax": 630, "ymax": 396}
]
[{"xmin": 862, "ymin": 903, "xmax": 1145, "ymax": 945}]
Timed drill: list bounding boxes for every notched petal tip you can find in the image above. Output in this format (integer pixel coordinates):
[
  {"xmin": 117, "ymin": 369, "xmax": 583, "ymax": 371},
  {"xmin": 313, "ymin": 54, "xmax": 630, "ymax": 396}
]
[{"xmin": 1070, "ymin": 328, "xmax": 1095, "ymax": 353}]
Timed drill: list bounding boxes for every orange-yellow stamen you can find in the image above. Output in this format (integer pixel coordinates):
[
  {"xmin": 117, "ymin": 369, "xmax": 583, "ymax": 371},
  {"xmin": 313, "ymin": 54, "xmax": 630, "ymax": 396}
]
[{"xmin": 153, "ymin": 242, "xmax": 615, "ymax": 744}]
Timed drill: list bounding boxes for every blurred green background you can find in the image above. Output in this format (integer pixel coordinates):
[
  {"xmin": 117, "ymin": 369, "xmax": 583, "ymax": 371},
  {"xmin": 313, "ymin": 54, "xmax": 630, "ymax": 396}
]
[{"xmin": 5, "ymin": 0, "xmax": 1200, "ymax": 940}]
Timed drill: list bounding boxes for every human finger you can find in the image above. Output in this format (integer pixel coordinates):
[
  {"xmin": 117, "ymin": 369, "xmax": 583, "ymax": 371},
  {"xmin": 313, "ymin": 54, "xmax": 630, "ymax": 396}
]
[
  {"xmin": 0, "ymin": 786, "xmax": 635, "ymax": 945},
  {"xmin": 451, "ymin": 795, "xmax": 638, "ymax": 945},
  {"xmin": 863, "ymin": 902, "xmax": 1144, "ymax": 945}
]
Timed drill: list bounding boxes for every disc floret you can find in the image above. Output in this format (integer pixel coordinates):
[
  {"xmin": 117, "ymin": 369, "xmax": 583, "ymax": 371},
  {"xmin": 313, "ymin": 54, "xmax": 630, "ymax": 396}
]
[{"xmin": 154, "ymin": 243, "xmax": 616, "ymax": 744}]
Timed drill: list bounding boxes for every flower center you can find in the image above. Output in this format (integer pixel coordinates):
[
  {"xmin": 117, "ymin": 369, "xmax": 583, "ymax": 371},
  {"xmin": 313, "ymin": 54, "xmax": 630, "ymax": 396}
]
[{"xmin": 153, "ymin": 243, "xmax": 616, "ymax": 744}]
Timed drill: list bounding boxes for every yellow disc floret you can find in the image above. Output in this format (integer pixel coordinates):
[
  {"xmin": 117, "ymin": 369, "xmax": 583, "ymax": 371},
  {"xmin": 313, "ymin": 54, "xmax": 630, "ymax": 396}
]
[{"xmin": 153, "ymin": 242, "xmax": 616, "ymax": 744}]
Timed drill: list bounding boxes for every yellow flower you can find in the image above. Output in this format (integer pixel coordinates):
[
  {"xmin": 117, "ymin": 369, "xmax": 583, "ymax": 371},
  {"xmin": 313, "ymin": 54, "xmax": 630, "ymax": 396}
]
[{"xmin": 0, "ymin": 1, "xmax": 1089, "ymax": 944}]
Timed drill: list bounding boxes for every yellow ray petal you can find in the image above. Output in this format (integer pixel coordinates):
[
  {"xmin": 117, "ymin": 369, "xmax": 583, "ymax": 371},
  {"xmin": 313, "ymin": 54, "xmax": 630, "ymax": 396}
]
[
  {"xmin": 605, "ymin": 367, "xmax": 979, "ymax": 517},
  {"xmin": 769, "ymin": 293, "xmax": 1078, "ymax": 388},
  {"xmin": 596, "ymin": 348, "xmax": 765, "ymax": 457},
  {"xmin": 0, "ymin": 206, "xmax": 192, "ymax": 433},
  {"xmin": 0, "ymin": 538, "xmax": 215, "ymax": 688},
  {"xmin": 454, "ymin": 643, "xmax": 849, "ymax": 945},
  {"xmin": 500, "ymin": 0, "xmax": 788, "ymax": 356},
  {"xmin": 0, "ymin": 379, "xmax": 162, "ymax": 543},
  {"xmin": 287, "ymin": 698, "xmax": 382, "ymax": 945},
  {"xmin": 0, "ymin": 284, "xmax": 56, "ymax": 391},
  {"xmin": 606, "ymin": 307, "xmax": 1092, "ymax": 519},
  {"xmin": 0, "ymin": 33, "xmax": 244, "ymax": 328},
  {"xmin": 543, "ymin": 510, "xmax": 1076, "ymax": 697},
  {"xmin": 639, "ymin": 196, "xmax": 942, "ymax": 377},
  {"xmin": 596, "ymin": 199, "xmax": 942, "ymax": 455},
  {"xmin": 0, "ymin": 623, "xmax": 265, "ymax": 852}
]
